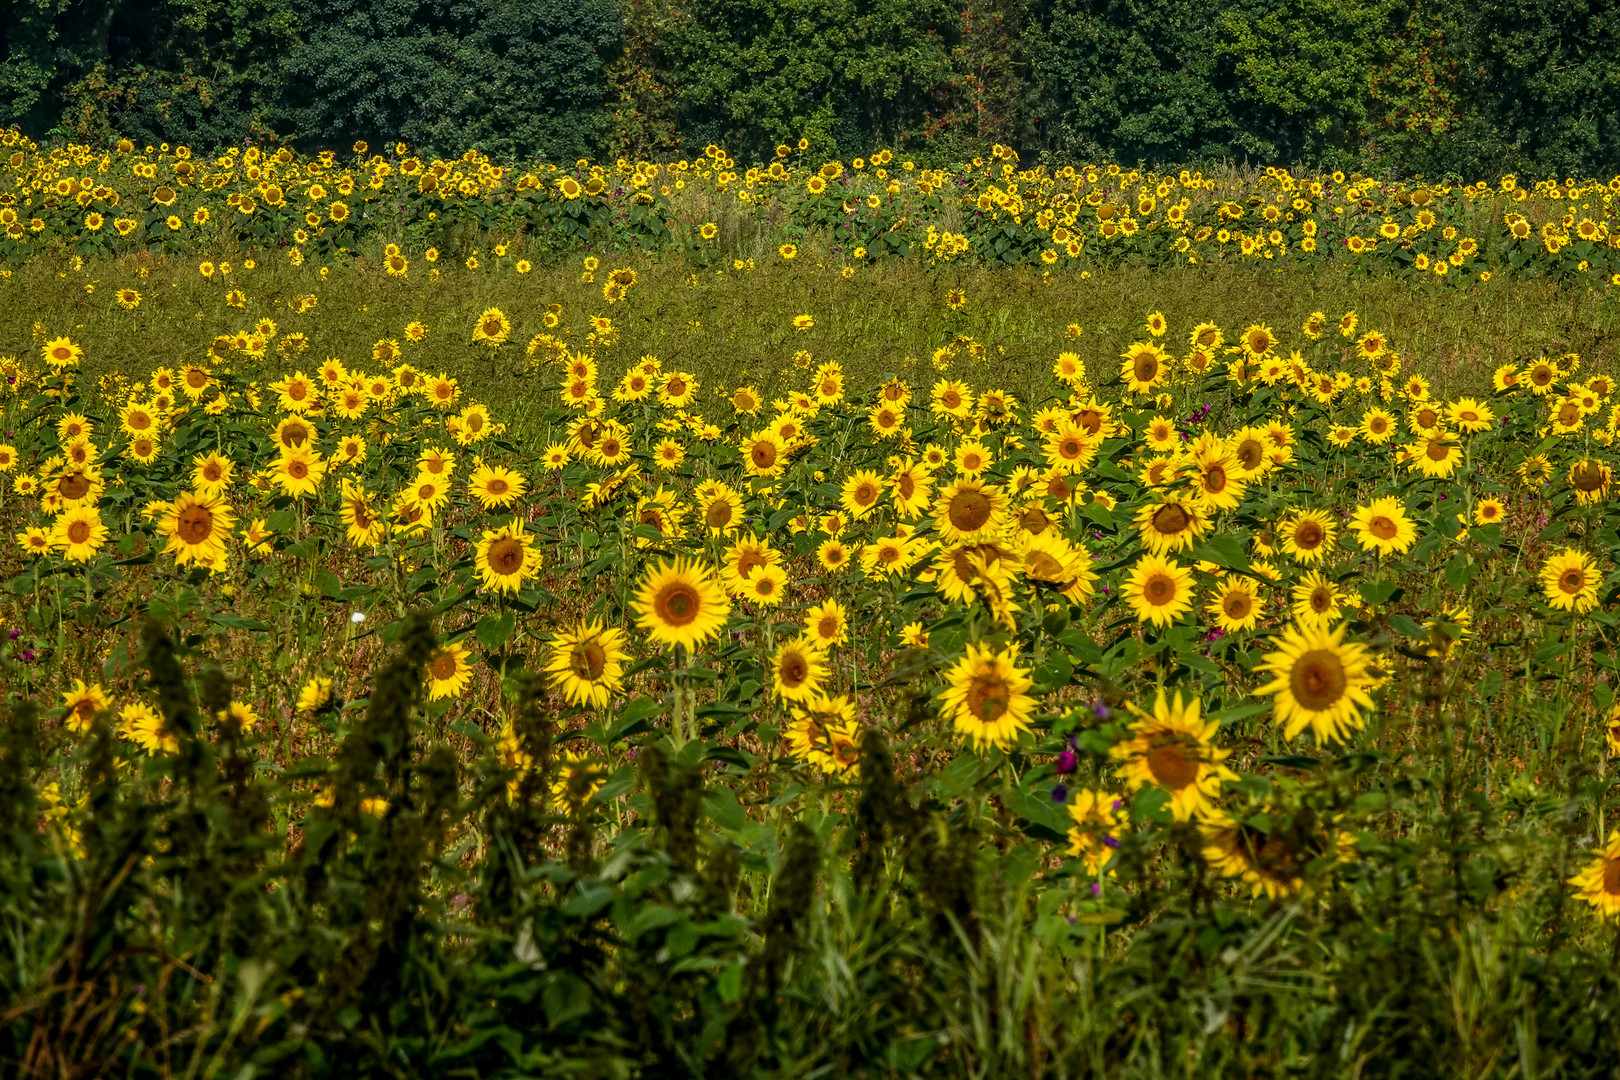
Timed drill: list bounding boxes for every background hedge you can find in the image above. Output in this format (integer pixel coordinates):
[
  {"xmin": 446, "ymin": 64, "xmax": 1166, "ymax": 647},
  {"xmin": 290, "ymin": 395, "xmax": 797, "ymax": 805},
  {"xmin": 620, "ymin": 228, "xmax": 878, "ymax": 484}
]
[{"xmin": 1, "ymin": 0, "xmax": 1616, "ymax": 175}]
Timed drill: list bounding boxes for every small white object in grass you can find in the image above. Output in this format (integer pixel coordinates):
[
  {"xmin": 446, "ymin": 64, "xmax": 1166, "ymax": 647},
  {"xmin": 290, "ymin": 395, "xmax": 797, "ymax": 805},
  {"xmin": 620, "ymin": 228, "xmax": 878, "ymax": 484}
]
[{"xmin": 350, "ymin": 610, "xmax": 365, "ymax": 624}]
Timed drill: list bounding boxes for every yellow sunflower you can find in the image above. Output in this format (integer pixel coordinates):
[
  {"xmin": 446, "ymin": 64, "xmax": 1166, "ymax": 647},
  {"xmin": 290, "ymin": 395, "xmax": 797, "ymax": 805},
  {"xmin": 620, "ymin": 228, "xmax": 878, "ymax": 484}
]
[
  {"xmin": 160, "ymin": 491, "xmax": 235, "ymax": 569},
  {"xmin": 1349, "ymin": 496, "xmax": 1417, "ymax": 556},
  {"xmin": 1255, "ymin": 621, "xmax": 1378, "ymax": 744},
  {"xmin": 544, "ymin": 619, "xmax": 628, "ymax": 708},
  {"xmin": 1569, "ymin": 830, "xmax": 1620, "ymax": 918},
  {"xmin": 51, "ymin": 506, "xmax": 109, "ymax": 562},
  {"xmin": 1124, "ymin": 554, "xmax": 1194, "ymax": 626},
  {"xmin": 425, "ymin": 643, "xmax": 475, "ymax": 700},
  {"xmin": 1539, "ymin": 548, "xmax": 1601, "ymax": 613},
  {"xmin": 475, "ymin": 521, "xmax": 543, "ymax": 594},
  {"xmin": 1110, "ymin": 690, "xmax": 1235, "ymax": 820},
  {"xmin": 634, "ymin": 558, "xmax": 731, "ymax": 650},
  {"xmin": 937, "ymin": 642, "xmax": 1037, "ymax": 751}
]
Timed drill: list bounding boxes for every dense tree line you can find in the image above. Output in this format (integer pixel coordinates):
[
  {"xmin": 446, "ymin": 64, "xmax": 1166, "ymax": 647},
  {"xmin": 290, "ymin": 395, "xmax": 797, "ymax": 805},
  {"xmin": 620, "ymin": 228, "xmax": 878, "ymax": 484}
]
[{"xmin": 1, "ymin": 0, "xmax": 1615, "ymax": 175}]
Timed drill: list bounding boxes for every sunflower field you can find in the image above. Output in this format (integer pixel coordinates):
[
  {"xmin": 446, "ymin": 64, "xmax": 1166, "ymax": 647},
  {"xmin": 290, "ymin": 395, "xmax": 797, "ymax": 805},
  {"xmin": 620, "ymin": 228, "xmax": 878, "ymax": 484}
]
[{"xmin": 6, "ymin": 146, "xmax": 1620, "ymax": 1078}]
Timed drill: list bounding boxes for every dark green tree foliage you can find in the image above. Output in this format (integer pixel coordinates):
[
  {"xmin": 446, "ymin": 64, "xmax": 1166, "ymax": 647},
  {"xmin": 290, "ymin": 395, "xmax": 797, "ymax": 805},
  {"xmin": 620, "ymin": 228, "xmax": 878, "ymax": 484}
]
[
  {"xmin": 277, "ymin": 0, "xmax": 621, "ymax": 159},
  {"xmin": 0, "ymin": 0, "xmax": 1618, "ymax": 174},
  {"xmin": 653, "ymin": 0, "xmax": 960, "ymax": 160}
]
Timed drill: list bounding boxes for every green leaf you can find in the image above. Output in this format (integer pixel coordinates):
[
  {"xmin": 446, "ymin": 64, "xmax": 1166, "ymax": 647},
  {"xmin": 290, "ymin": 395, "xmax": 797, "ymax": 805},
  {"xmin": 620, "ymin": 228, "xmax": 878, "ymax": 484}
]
[
  {"xmin": 476, "ymin": 610, "xmax": 517, "ymax": 652},
  {"xmin": 207, "ymin": 613, "xmax": 271, "ymax": 632}
]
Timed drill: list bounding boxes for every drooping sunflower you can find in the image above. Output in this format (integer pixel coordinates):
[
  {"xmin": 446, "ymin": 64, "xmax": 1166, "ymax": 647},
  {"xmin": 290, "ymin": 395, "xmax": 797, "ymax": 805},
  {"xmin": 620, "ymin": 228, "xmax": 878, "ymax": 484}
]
[
  {"xmin": 51, "ymin": 506, "xmax": 109, "ymax": 563},
  {"xmin": 1110, "ymin": 690, "xmax": 1235, "ymax": 820},
  {"xmin": 475, "ymin": 521, "xmax": 543, "ymax": 595},
  {"xmin": 425, "ymin": 643, "xmax": 475, "ymax": 700},
  {"xmin": 1349, "ymin": 496, "xmax": 1417, "ymax": 556},
  {"xmin": 1539, "ymin": 547, "xmax": 1601, "ymax": 613},
  {"xmin": 1207, "ymin": 578, "xmax": 1261, "ymax": 632},
  {"xmin": 771, "ymin": 636, "xmax": 829, "ymax": 702},
  {"xmin": 937, "ymin": 642, "xmax": 1037, "ymax": 752},
  {"xmin": 933, "ymin": 478, "xmax": 1006, "ymax": 544},
  {"xmin": 1569, "ymin": 830, "xmax": 1620, "ymax": 918},
  {"xmin": 634, "ymin": 558, "xmax": 731, "ymax": 650},
  {"xmin": 1124, "ymin": 554, "xmax": 1194, "ymax": 626},
  {"xmin": 1255, "ymin": 621, "xmax": 1379, "ymax": 744},
  {"xmin": 890, "ymin": 460, "xmax": 934, "ymax": 518},
  {"xmin": 160, "ymin": 491, "xmax": 235, "ymax": 569},
  {"xmin": 544, "ymin": 620, "xmax": 627, "ymax": 708},
  {"xmin": 1567, "ymin": 459, "xmax": 1612, "ymax": 505}
]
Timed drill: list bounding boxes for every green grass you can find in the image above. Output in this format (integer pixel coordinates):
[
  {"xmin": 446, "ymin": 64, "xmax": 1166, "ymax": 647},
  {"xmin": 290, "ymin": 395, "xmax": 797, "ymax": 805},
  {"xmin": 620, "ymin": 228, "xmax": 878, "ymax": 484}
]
[{"xmin": 6, "ymin": 253, "xmax": 1618, "ymax": 433}]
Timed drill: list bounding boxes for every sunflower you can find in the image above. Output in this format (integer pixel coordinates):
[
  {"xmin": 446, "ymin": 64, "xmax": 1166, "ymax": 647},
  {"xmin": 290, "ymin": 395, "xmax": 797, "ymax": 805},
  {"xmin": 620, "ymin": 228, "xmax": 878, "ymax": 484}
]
[
  {"xmin": 1065, "ymin": 789, "xmax": 1126, "ymax": 875},
  {"xmin": 51, "ymin": 506, "xmax": 109, "ymax": 562},
  {"xmin": 273, "ymin": 447, "xmax": 327, "ymax": 498},
  {"xmin": 740, "ymin": 430, "xmax": 786, "ymax": 478},
  {"xmin": 803, "ymin": 599, "xmax": 849, "ymax": 647},
  {"xmin": 1208, "ymin": 578, "xmax": 1261, "ymax": 632},
  {"xmin": 467, "ymin": 464, "xmax": 526, "ymax": 510},
  {"xmin": 1044, "ymin": 421, "xmax": 1099, "ymax": 475},
  {"xmin": 1187, "ymin": 440, "xmax": 1246, "ymax": 510},
  {"xmin": 1539, "ymin": 548, "xmax": 1601, "ymax": 613},
  {"xmin": 931, "ymin": 379, "xmax": 974, "ymax": 419},
  {"xmin": 933, "ymin": 478, "xmax": 1006, "ymax": 543},
  {"xmin": 62, "ymin": 679, "xmax": 110, "ymax": 733},
  {"xmin": 160, "ymin": 492, "xmax": 235, "ymax": 569},
  {"xmin": 816, "ymin": 538, "xmax": 851, "ymax": 572},
  {"xmin": 1568, "ymin": 830, "xmax": 1620, "ymax": 918},
  {"xmin": 1567, "ymin": 459, "xmax": 1611, "ymax": 505},
  {"xmin": 1473, "ymin": 498, "xmax": 1506, "ymax": 525},
  {"xmin": 273, "ymin": 415, "xmax": 317, "ymax": 453},
  {"xmin": 1240, "ymin": 323, "xmax": 1278, "ymax": 358},
  {"xmin": 634, "ymin": 558, "xmax": 731, "ymax": 650},
  {"xmin": 1290, "ymin": 570, "xmax": 1344, "ymax": 624},
  {"xmin": 425, "ymin": 643, "xmax": 475, "ymax": 700},
  {"xmin": 697, "ymin": 485, "xmax": 744, "ymax": 535},
  {"xmin": 1349, "ymin": 496, "xmax": 1417, "ymax": 556},
  {"xmin": 659, "ymin": 371, "xmax": 698, "ymax": 408},
  {"xmin": 890, "ymin": 460, "xmax": 934, "ymax": 518},
  {"xmin": 954, "ymin": 439, "xmax": 993, "ymax": 476},
  {"xmin": 1120, "ymin": 342, "xmax": 1170, "ymax": 393},
  {"xmin": 1279, "ymin": 510, "xmax": 1336, "ymax": 564},
  {"xmin": 42, "ymin": 336, "xmax": 83, "ymax": 369},
  {"xmin": 840, "ymin": 470, "xmax": 885, "ymax": 518},
  {"xmin": 1124, "ymin": 554, "xmax": 1194, "ymax": 626},
  {"xmin": 120, "ymin": 702, "xmax": 177, "ymax": 755},
  {"xmin": 1143, "ymin": 415, "xmax": 1179, "ymax": 452},
  {"xmin": 191, "ymin": 452, "xmax": 234, "ymax": 496},
  {"xmin": 785, "ymin": 694, "xmax": 862, "ymax": 775},
  {"xmin": 1256, "ymin": 621, "xmax": 1378, "ymax": 743},
  {"xmin": 1446, "ymin": 397, "xmax": 1495, "ymax": 434},
  {"xmin": 1199, "ymin": 807, "xmax": 1314, "ymax": 899},
  {"xmin": 1134, "ymin": 497, "xmax": 1207, "ymax": 555},
  {"xmin": 544, "ymin": 620, "xmax": 628, "ymax": 708},
  {"xmin": 1406, "ymin": 433, "xmax": 1462, "ymax": 478},
  {"xmin": 743, "ymin": 564, "xmax": 788, "ymax": 606},
  {"xmin": 297, "ymin": 677, "xmax": 333, "ymax": 714},
  {"xmin": 471, "ymin": 307, "xmax": 512, "ymax": 346},
  {"xmin": 1110, "ymin": 690, "xmax": 1235, "ymax": 820},
  {"xmin": 272, "ymin": 372, "xmax": 320, "ymax": 413},
  {"xmin": 470, "ymin": 521, "xmax": 540, "ymax": 594},
  {"xmin": 340, "ymin": 479, "xmax": 385, "ymax": 546},
  {"xmin": 771, "ymin": 636, "xmax": 829, "ymax": 702},
  {"xmin": 937, "ymin": 642, "xmax": 1036, "ymax": 751}
]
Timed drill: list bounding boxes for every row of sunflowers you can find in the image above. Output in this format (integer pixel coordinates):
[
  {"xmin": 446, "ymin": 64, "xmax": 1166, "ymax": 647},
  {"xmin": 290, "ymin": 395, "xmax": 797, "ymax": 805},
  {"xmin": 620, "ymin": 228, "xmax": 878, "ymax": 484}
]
[
  {"xmin": 2, "ymin": 131, "xmax": 1618, "ymax": 281},
  {"xmin": 5, "ymin": 293, "xmax": 1620, "ymax": 920}
]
